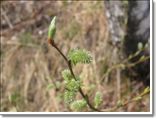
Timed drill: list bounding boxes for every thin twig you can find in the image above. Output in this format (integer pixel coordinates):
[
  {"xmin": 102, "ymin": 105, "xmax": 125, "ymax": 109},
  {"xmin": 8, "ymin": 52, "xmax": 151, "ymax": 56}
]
[
  {"xmin": 101, "ymin": 55, "xmax": 149, "ymax": 82},
  {"xmin": 101, "ymin": 88, "xmax": 150, "ymax": 112},
  {"xmin": 1, "ymin": 8, "xmax": 13, "ymax": 29}
]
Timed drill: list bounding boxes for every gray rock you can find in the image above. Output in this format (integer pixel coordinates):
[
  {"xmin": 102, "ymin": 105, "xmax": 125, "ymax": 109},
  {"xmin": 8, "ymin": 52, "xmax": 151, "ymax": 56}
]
[{"xmin": 105, "ymin": 0, "xmax": 150, "ymax": 85}]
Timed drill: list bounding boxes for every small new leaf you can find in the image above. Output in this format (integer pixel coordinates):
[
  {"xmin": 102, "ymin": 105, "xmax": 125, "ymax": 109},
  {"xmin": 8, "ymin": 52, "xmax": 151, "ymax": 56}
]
[
  {"xmin": 70, "ymin": 99, "xmax": 87, "ymax": 111},
  {"xmin": 94, "ymin": 91, "xmax": 102, "ymax": 108},
  {"xmin": 48, "ymin": 16, "xmax": 56, "ymax": 41},
  {"xmin": 68, "ymin": 49, "xmax": 92, "ymax": 65}
]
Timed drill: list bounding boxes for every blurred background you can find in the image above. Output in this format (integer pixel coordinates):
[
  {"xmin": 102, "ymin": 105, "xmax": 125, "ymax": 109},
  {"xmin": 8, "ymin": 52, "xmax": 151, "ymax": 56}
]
[{"xmin": 0, "ymin": 1, "xmax": 150, "ymax": 112}]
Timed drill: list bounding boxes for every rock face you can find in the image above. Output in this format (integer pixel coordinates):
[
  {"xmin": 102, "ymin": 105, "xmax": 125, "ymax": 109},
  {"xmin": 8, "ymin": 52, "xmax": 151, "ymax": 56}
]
[
  {"xmin": 124, "ymin": 0, "xmax": 150, "ymax": 56},
  {"xmin": 125, "ymin": 0, "xmax": 150, "ymax": 85},
  {"xmin": 104, "ymin": 0, "xmax": 126, "ymax": 45},
  {"xmin": 105, "ymin": 0, "xmax": 150, "ymax": 85}
]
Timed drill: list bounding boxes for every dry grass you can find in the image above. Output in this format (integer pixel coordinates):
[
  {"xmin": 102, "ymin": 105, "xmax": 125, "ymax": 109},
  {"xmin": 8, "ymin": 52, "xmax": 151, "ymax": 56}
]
[{"xmin": 0, "ymin": 1, "xmax": 149, "ymax": 112}]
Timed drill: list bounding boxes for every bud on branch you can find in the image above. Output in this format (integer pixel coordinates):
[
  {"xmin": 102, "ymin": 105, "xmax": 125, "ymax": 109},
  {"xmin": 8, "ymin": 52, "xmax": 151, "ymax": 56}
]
[{"xmin": 48, "ymin": 16, "xmax": 56, "ymax": 44}]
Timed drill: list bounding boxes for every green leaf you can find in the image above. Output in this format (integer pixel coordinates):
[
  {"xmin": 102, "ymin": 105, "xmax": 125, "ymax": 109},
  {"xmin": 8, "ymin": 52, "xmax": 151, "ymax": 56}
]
[
  {"xmin": 68, "ymin": 49, "xmax": 92, "ymax": 65},
  {"xmin": 70, "ymin": 99, "xmax": 87, "ymax": 111},
  {"xmin": 64, "ymin": 91, "xmax": 76, "ymax": 104},
  {"xmin": 94, "ymin": 91, "xmax": 102, "ymax": 108},
  {"xmin": 48, "ymin": 16, "xmax": 56, "ymax": 40}
]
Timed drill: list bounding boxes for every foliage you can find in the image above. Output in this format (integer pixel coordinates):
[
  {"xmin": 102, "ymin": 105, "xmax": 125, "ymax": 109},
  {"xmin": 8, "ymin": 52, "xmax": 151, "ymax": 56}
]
[
  {"xmin": 64, "ymin": 90, "xmax": 76, "ymax": 104},
  {"xmin": 70, "ymin": 99, "xmax": 87, "ymax": 111},
  {"xmin": 65, "ymin": 78, "xmax": 80, "ymax": 92},
  {"xmin": 61, "ymin": 69, "xmax": 73, "ymax": 81},
  {"xmin": 62, "ymin": 69, "xmax": 82, "ymax": 104},
  {"xmin": 94, "ymin": 91, "xmax": 102, "ymax": 108},
  {"xmin": 68, "ymin": 48, "xmax": 92, "ymax": 65}
]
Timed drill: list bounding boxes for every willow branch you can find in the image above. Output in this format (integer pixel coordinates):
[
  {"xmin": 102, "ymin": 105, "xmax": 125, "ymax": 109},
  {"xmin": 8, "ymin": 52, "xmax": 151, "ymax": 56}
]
[{"xmin": 49, "ymin": 40, "xmax": 100, "ymax": 112}]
